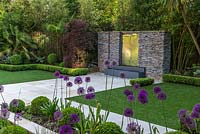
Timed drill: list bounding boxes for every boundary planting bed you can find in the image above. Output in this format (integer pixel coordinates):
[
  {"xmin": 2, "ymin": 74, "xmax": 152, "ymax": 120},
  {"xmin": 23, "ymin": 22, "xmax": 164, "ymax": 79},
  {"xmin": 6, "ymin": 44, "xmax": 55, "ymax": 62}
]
[{"xmin": 0, "ymin": 64, "xmax": 88, "ymax": 76}]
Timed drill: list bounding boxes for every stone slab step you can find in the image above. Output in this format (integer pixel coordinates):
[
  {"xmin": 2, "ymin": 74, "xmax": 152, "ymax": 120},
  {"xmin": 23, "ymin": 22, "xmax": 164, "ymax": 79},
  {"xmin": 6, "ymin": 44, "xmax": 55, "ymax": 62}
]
[{"xmin": 104, "ymin": 68, "xmax": 145, "ymax": 78}]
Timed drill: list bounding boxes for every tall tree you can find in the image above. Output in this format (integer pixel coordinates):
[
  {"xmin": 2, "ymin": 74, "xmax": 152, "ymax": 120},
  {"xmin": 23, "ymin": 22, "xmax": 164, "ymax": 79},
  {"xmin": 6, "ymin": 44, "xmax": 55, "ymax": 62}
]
[{"xmin": 161, "ymin": 0, "xmax": 200, "ymax": 56}]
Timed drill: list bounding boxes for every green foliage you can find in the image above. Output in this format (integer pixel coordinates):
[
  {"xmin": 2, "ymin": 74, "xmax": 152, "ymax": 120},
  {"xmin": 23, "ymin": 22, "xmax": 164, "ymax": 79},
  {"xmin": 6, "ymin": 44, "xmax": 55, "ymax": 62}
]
[
  {"xmin": 193, "ymin": 69, "xmax": 200, "ymax": 77},
  {"xmin": 59, "ymin": 107, "xmax": 84, "ymax": 126},
  {"xmin": 41, "ymin": 98, "xmax": 59, "ymax": 120},
  {"xmin": 0, "ymin": 120, "xmax": 11, "ymax": 129},
  {"xmin": 163, "ymin": 74, "xmax": 200, "ymax": 86},
  {"xmin": 0, "ymin": 125, "xmax": 28, "ymax": 134},
  {"xmin": 130, "ymin": 78, "xmax": 154, "ymax": 86},
  {"xmin": 166, "ymin": 131, "xmax": 188, "ymax": 134},
  {"xmin": 59, "ymin": 62, "xmax": 64, "ymax": 67},
  {"xmin": 85, "ymin": 103, "xmax": 109, "ymax": 133},
  {"xmin": 0, "ymin": 64, "xmax": 89, "ymax": 76},
  {"xmin": 94, "ymin": 122, "xmax": 123, "ymax": 134},
  {"xmin": 47, "ymin": 53, "xmax": 57, "ymax": 65},
  {"xmin": 9, "ymin": 99, "xmax": 25, "ymax": 113},
  {"xmin": 9, "ymin": 54, "xmax": 22, "ymax": 65},
  {"xmin": 66, "ymin": 0, "xmax": 80, "ymax": 17},
  {"xmin": 31, "ymin": 96, "xmax": 50, "ymax": 115}
]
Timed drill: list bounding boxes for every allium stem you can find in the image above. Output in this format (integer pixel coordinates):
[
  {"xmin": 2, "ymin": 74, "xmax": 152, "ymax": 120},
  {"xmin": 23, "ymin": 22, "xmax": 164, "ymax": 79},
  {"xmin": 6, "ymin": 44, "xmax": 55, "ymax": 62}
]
[
  {"xmin": 123, "ymin": 78, "xmax": 126, "ymax": 87},
  {"xmin": 1, "ymin": 93, "xmax": 5, "ymax": 103},
  {"xmin": 53, "ymin": 78, "xmax": 58, "ymax": 99},
  {"xmin": 121, "ymin": 109, "xmax": 125, "ymax": 129},
  {"xmin": 145, "ymin": 105, "xmax": 152, "ymax": 134},
  {"xmin": 121, "ymin": 78, "xmax": 126, "ymax": 129},
  {"xmin": 86, "ymin": 83, "xmax": 88, "ymax": 90},
  {"xmin": 104, "ymin": 74, "xmax": 108, "ymax": 102},
  {"xmin": 61, "ymin": 78, "xmax": 63, "ymax": 105},
  {"xmin": 161, "ymin": 101, "xmax": 168, "ymax": 133},
  {"xmin": 134, "ymin": 92, "xmax": 139, "ymax": 124},
  {"xmin": 106, "ymin": 70, "xmax": 114, "ymax": 111}
]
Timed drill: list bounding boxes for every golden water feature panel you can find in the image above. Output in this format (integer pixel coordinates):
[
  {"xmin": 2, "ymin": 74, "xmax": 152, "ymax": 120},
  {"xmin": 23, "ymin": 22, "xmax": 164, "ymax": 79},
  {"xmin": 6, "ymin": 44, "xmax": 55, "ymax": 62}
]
[{"xmin": 122, "ymin": 34, "xmax": 139, "ymax": 66}]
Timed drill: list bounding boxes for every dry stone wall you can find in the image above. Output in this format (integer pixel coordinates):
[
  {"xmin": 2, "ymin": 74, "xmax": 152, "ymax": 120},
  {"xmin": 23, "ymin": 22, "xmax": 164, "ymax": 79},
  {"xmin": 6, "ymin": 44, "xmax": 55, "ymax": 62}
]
[{"xmin": 98, "ymin": 31, "xmax": 171, "ymax": 81}]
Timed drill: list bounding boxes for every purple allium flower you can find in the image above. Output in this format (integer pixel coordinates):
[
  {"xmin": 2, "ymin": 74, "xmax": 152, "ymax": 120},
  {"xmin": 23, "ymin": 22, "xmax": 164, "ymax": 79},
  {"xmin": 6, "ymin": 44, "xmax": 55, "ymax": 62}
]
[
  {"xmin": 0, "ymin": 85, "xmax": 4, "ymax": 93},
  {"xmin": 104, "ymin": 60, "xmax": 110, "ymax": 67},
  {"xmin": 74, "ymin": 77, "xmax": 83, "ymax": 85},
  {"xmin": 1, "ymin": 103, "xmax": 8, "ymax": 110},
  {"xmin": 127, "ymin": 95, "xmax": 135, "ymax": 102},
  {"xmin": 63, "ymin": 76, "xmax": 69, "ymax": 81},
  {"xmin": 138, "ymin": 92, "xmax": 148, "ymax": 104},
  {"xmin": 66, "ymin": 82, "xmax": 73, "ymax": 87},
  {"xmin": 140, "ymin": 89, "xmax": 148, "ymax": 96},
  {"xmin": 126, "ymin": 122, "xmax": 141, "ymax": 134},
  {"xmin": 193, "ymin": 104, "xmax": 200, "ymax": 113},
  {"xmin": 185, "ymin": 116, "xmax": 197, "ymax": 130},
  {"xmin": 0, "ymin": 109, "xmax": 10, "ymax": 119},
  {"xmin": 124, "ymin": 89, "xmax": 133, "ymax": 97},
  {"xmin": 111, "ymin": 60, "xmax": 117, "ymax": 67},
  {"xmin": 133, "ymin": 83, "xmax": 140, "ymax": 90},
  {"xmin": 87, "ymin": 86, "xmax": 95, "ymax": 93},
  {"xmin": 77, "ymin": 87, "xmax": 85, "ymax": 95},
  {"xmin": 153, "ymin": 86, "xmax": 162, "ymax": 94},
  {"xmin": 191, "ymin": 111, "xmax": 199, "ymax": 119},
  {"xmin": 124, "ymin": 108, "xmax": 134, "ymax": 117},
  {"xmin": 85, "ymin": 77, "xmax": 91, "ymax": 83},
  {"xmin": 69, "ymin": 114, "xmax": 80, "ymax": 124},
  {"xmin": 85, "ymin": 93, "xmax": 96, "ymax": 100},
  {"xmin": 59, "ymin": 75, "xmax": 64, "ymax": 79},
  {"xmin": 59, "ymin": 125, "xmax": 73, "ymax": 134},
  {"xmin": 120, "ymin": 72, "xmax": 125, "ymax": 78},
  {"xmin": 157, "ymin": 92, "xmax": 167, "ymax": 101},
  {"xmin": 54, "ymin": 71, "xmax": 60, "ymax": 78},
  {"xmin": 178, "ymin": 109, "xmax": 188, "ymax": 122},
  {"xmin": 54, "ymin": 110, "xmax": 63, "ymax": 121},
  {"xmin": 11, "ymin": 99, "xmax": 19, "ymax": 107},
  {"xmin": 14, "ymin": 113, "xmax": 22, "ymax": 121}
]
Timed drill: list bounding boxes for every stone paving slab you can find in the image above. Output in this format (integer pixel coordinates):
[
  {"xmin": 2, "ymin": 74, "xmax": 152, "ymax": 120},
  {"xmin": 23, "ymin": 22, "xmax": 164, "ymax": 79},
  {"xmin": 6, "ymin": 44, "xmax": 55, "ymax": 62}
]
[
  {"xmin": 7, "ymin": 112, "xmax": 56, "ymax": 134},
  {"xmin": 1, "ymin": 72, "xmax": 130, "ymax": 104},
  {"xmin": 0, "ymin": 72, "xmax": 174, "ymax": 134}
]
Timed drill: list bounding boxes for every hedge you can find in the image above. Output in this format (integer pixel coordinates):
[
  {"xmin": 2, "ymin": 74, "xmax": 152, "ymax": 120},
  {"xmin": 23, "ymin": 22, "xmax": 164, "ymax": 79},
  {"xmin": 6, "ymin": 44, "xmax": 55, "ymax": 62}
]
[
  {"xmin": 163, "ymin": 74, "xmax": 200, "ymax": 86},
  {"xmin": 130, "ymin": 78, "xmax": 154, "ymax": 86},
  {"xmin": 0, "ymin": 64, "xmax": 88, "ymax": 76}
]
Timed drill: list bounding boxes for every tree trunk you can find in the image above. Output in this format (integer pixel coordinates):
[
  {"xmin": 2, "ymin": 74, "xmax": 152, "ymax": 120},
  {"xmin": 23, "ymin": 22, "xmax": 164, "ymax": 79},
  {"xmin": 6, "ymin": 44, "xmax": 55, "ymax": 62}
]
[{"xmin": 181, "ymin": 8, "xmax": 200, "ymax": 56}]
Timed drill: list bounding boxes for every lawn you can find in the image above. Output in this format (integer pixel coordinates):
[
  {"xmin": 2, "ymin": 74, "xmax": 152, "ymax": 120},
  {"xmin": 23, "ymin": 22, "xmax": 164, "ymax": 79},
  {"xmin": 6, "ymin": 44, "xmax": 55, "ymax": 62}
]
[
  {"xmin": 0, "ymin": 70, "xmax": 55, "ymax": 84},
  {"xmin": 70, "ymin": 83, "xmax": 200, "ymax": 129}
]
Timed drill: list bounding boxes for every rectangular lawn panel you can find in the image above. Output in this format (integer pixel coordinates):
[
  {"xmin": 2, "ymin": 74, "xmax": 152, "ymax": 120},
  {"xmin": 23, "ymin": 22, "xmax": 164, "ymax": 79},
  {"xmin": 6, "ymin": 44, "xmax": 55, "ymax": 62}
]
[
  {"xmin": 69, "ymin": 83, "xmax": 200, "ymax": 129},
  {"xmin": 0, "ymin": 70, "xmax": 55, "ymax": 84}
]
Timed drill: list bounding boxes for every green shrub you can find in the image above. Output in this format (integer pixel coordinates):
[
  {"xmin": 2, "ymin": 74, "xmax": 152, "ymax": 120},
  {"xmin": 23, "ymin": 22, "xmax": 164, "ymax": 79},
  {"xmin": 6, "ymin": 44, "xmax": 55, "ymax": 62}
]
[
  {"xmin": 0, "ymin": 125, "xmax": 28, "ymax": 134},
  {"xmin": 166, "ymin": 131, "xmax": 188, "ymax": 134},
  {"xmin": 0, "ymin": 64, "xmax": 89, "ymax": 76},
  {"xmin": 20, "ymin": 52, "xmax": 30, "ymax": 64},
  {"xmin": 59, "ymin": 62, "xmax": 64, "ymax": 67},
  {"xmin": 130, "ymin": 78, "xmax": 154, "ymax": 86},
  {"xmin": 163, "ymin": 74, "xmax": 200, "ymax": 86},
  {"xmin": 9, "ymin": 99, "xmax": 25, "ymax": 112},
  {"xmin": 9, "ymin": 54, "xmax": 22, "ymax": 65},
  {"xmin": 59, "ymin": 107, "xmax": 84, "ymax": 127},
  {"xmin": 0, "ymin": 120, "xmax": 11, "ymax": 129},
  {"xmin": 95, "ymin": 122, "xmax": 123, "ymax": 134},
  {"xmin": 31, "ymin": 96, "xmax": 50, "ymax": 115},
  {"xmin": 47, "ymin": 53, "xmax": 57, "ymax": 65}
]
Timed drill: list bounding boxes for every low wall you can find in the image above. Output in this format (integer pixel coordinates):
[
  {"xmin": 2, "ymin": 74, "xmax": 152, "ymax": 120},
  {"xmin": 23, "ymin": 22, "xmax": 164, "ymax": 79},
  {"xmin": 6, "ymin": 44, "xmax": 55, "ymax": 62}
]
[{"xmin": 98, "ymin": 31, "xmax": 171, "ymax": 81}]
